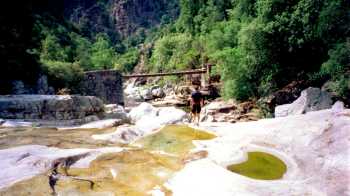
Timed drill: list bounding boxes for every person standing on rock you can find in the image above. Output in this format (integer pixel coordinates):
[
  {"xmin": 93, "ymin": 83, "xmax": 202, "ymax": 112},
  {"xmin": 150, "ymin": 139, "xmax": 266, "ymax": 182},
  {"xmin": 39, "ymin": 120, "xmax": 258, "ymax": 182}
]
[{"xmin": 190, "ymin": 85, "xmax": 204, "ymax": 125}]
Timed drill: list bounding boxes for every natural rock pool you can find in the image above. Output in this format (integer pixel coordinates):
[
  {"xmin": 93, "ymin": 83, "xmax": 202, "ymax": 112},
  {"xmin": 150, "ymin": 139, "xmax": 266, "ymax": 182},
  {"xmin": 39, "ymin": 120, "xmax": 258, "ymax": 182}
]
[
  {"xmin": 0, "ymin": 125, "xmax": 215, "ymax": 195},
  {"xmin": 133, "ymin": 125, "xmax": 216, "ymax": 155},
  {"xmin": 227, "ymin": 151, "xmax": 287, "ymax": 180}
]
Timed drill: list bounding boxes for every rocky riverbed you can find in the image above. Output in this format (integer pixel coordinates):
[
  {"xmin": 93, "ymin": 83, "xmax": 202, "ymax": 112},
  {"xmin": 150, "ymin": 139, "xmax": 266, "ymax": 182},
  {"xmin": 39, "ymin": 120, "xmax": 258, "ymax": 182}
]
[
  {"xmin": 0, "ymin": 98, "xmax": 349, "ymax": 195},
  {"xmin": 0, "ymin": 86, "xmax": 349, "ymax": 196}
]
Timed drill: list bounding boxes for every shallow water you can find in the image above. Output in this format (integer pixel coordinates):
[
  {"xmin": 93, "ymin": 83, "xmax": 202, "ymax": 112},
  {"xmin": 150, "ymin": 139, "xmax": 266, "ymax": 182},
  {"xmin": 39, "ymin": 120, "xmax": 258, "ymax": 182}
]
[
  {"xmin": 0, "ymin": 125, "xmax": 215, "ymax": 195},
  {"xmin": 133, "ymin": 125, "xmax": 215, "ymax": 156},
  {"xmin": 0, "ymin": 127, "xmax": 118, "ymax": 149},
  {"xmin": 227, "ymin": 151, "xmax": 287, "ymax": 180}
]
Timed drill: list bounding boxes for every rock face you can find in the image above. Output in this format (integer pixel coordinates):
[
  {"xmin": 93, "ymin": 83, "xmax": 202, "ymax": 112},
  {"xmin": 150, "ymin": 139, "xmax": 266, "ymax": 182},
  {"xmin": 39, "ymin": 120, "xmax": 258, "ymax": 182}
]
[
  {"xmin": 62, "ymin": 0, "xmax": 179, "ymax": 38},
  {"xmin": 0, "ymin": 95, "xmax": 104, "ymax": 120},
  {"xmin": 275, "ymin": 87, "xmax": 333, "ymax": 117},
  {"xmin": 110, "ymin": 0, "xmax": 179, "ymax": 37}
]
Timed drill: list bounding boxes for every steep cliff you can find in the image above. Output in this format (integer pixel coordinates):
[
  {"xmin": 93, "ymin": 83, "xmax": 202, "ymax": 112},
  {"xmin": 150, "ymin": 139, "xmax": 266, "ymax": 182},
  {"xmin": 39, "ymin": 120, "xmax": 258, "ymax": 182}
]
[
  {"xmin": 0, "ymin": 0, "xmax": 179, "ymax": 94},
  {"xmin": 63, "ymin": 0, "xmax": 179, "ymax": 38}
]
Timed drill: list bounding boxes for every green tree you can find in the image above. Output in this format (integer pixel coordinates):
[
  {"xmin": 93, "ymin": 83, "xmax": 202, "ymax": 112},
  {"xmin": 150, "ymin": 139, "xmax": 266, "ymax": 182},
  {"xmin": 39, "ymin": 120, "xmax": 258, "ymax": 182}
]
[
  {"xmin": 40, "ymin": 33, "xmax": 70, "ymax": 62},
  {"xmin": 114, "ymin": 48, "xmax": 140, "ymax": 73},
  {"xmin": 70, "ymin": 33, "xmax": 93, "ymax": 70},
  {"xmin": 90, "ymin": 33, "xmax": 116, "ymax": 69}
]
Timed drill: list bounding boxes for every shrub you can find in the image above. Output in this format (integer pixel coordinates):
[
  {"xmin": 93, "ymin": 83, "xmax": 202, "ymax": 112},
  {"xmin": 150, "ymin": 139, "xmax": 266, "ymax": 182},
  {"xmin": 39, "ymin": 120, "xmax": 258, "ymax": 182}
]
[
  {"xmin": 318, "ymin": 41, "xmax": 350, "ymax": 98},
  {"xmin": 114, "ymin": 48, "xmax": 140, "ymax": 73},
  {"xmin": 42, "ymin": 61, "xmax": 84, "ymax": 93}
]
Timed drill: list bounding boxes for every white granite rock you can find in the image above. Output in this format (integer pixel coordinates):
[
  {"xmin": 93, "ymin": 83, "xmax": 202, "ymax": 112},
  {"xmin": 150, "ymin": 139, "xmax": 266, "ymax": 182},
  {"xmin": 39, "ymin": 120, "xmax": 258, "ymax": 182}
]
[
  {"xmin": 167, "ymin": 109, "xmax": 350, "ymax": 196},
  {"xmin": 93, "ymin": 103, "xmax": 187, "ymax": 144},
  {"xmin": 128, "ymin": 102, "xmax": 158, "ymax": 123},
  {"xmin": 0, "ymin": 145, "xmax": 123, "ymax": 189}
]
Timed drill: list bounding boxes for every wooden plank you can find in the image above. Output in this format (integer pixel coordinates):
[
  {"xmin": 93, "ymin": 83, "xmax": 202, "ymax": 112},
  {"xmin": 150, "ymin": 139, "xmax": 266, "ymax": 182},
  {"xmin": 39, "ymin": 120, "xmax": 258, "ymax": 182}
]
[
  {"xmin": 84, "ymin": 68, "xmax": 207, "ymax": 78},
  {"xmin": 123, "ymin": 69, "xmax": 206, "ymax": 78}
]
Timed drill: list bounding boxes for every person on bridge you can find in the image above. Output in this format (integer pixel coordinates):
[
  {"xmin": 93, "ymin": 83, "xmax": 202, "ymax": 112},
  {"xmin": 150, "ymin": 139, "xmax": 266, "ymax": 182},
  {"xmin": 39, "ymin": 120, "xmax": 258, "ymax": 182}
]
[{"xmin": 190, "ymin": 85, "xmax": 204, "ymax": 125}]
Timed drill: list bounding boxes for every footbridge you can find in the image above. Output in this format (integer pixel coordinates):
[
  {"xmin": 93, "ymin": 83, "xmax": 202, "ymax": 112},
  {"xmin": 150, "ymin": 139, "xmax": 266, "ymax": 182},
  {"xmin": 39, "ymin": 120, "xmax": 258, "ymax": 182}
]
[{"xmin": 81, "ymin": 64, "xmax": 214, "ymax": 104}]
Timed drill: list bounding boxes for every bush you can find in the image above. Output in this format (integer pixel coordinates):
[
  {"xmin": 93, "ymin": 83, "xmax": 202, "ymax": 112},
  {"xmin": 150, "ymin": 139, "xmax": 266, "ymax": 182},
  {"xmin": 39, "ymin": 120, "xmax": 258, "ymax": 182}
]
[
  {"xmin": 318, "ymin": 41, "xmax": 350, "ymax": 98},
  {"xmin": 150, "ymin": 33, "xmax": 200, "ymax": 72},
  {"xmin": 90, "ymin": 33, "xmax": 116, "ymax": 70},
  {"xmin": 42, "ymin": 61, "xmax": 84, "ymax": 93},
  {"xmin": 114, "ymin": 48, "xmax": 140, "ymax": 73}
]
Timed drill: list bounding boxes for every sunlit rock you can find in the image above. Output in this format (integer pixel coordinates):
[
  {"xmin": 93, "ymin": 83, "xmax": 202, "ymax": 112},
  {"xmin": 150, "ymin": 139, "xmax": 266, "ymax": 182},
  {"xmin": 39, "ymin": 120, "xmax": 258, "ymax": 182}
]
[
  {"xmin": 128, "ymin": 102, "xmax": 158, "ymax": 123},
  {"xmin": 168, "ymin": 109, "xmax": 350, "ymax": 196},
  {"xmin": 0, "ymin": 145, "xmax": 123, "ymax": 189}
]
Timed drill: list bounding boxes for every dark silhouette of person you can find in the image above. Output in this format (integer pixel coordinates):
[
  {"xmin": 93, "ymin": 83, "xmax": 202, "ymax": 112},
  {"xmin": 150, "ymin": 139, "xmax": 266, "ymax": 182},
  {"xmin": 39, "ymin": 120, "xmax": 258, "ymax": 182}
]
[{"xmin": 190, "ymin": 85, "xmax": 204, "ymax": 125}]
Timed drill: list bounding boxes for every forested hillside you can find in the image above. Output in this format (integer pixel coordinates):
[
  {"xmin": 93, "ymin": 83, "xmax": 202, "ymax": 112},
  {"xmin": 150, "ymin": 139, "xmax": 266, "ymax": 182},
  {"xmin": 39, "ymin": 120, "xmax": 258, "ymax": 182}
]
[
  {"xmin": 1, "ymin": 0, "xmax": 349, "ymax": 103},
  {"xmin": 0, "ymin": 0, "xmax": 179, "ymax": 93},
  {"xmin": 149, "ymin": 0, "xmax": 350, "ymax": 101}
]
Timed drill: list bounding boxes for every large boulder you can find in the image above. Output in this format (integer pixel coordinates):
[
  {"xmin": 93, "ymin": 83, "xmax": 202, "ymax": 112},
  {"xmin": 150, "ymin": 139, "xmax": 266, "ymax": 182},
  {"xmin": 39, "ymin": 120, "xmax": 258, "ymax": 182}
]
[
  {"xmin": 275, "ymin": 87, "xmax": 333, "ymax": 117},
  {"xmin": 140, "ymin": 89, "xmax": 153, "ymax": 100},
  {"xmin": 128, "ymin": 102, "xmax": 158, "ymax": 123},
  {"xmin": 259, "ymin": 80, "xmax": 310, "ymax": 113},
  {"xmin": 0, "ymin": 95, "xmax": 104, "ymax": 120},
  {"xmin": 151, "ymin": 86, "xmax": 166, "ymax": 99},
  {"xmin": 103, "ymin": 104, "xmax": 129, "ymax": 122},
  {"xmin": 124, "ymin": 82, "xmax": 144, "ymax": 104},
  {"xmin": 128, "ymin": 102, "xmax": 187, "ymax": 125},
  {"xmin": 94, "ymin": 105, "xmax": 187, "ymax": 144}
]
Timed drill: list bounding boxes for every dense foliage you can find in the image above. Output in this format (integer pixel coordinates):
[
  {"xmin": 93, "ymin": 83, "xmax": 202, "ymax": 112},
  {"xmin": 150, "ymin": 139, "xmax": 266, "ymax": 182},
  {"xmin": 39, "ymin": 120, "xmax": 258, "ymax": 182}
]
[{"xmin": 148, "ymin": 0, "xmax": 350, "ymax": 100}]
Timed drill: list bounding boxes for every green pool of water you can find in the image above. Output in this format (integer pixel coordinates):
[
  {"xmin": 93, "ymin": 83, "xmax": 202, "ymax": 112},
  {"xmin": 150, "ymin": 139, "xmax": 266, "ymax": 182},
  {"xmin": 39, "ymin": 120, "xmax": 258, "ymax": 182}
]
[
  {"xmin": 133, "ymin": 124, "xmax": 216, "ymax": 155},
  {"xmin": 227, "ymin": 151, "xmax": 287, "ymax": 180}
]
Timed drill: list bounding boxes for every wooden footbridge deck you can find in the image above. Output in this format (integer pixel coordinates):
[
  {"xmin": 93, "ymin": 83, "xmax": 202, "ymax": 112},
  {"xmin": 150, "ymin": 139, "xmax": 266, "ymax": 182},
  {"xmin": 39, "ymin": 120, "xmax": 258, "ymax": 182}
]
[
  {"xmin": 83, "ymin": 64, "xmax": 214, "ymax": 104},
  {"xmin": 122, "ymin": 68, "xmax": 207, "ymax": 79},
  {"xmin": 85, "ymin": 64, "xmax": 213, "ymax": 83}
]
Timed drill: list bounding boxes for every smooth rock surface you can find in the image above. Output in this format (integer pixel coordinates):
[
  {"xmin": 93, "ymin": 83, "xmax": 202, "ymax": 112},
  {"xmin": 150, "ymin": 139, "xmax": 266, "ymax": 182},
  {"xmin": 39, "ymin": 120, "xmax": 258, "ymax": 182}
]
[
  {"xmin": 128, "ymin": 102, "xmax": 159, "ymax": 123},
  {"xmin": 168, "ymin": 108, "xmax": 350, "ymax": 196},
  {"xmin": 275, "ymin": 87, "xmax": 333, "ymax": 117},
  {"xmin": 0, "ymin": 95, "xmax": 104, "ymax": 120},
  {"xmin": 94, "ymin": 103, "xmax": 188, "ymax": 144},
  {"xmin": 0, "ymin": 145, "xmax": 123, "ymax": 189}
]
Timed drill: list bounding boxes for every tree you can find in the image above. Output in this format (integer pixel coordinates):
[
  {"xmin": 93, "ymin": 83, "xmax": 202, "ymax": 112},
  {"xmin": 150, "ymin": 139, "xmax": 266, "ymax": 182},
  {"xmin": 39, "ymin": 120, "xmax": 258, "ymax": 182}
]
[{"xmin": 90, "ymin": 33, "xmax": 116, "ymax": 69}]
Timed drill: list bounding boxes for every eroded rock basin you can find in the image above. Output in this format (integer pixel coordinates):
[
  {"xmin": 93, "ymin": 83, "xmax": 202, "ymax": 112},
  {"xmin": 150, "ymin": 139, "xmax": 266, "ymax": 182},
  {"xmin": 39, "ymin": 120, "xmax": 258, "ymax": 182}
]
[
  {"xmin": 227, "ymin": 151, "xmax": 287, "ymax": 180},
  {"xmin": 0, "ymin": 125, "xmax": 216, "ymax": 195}
]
